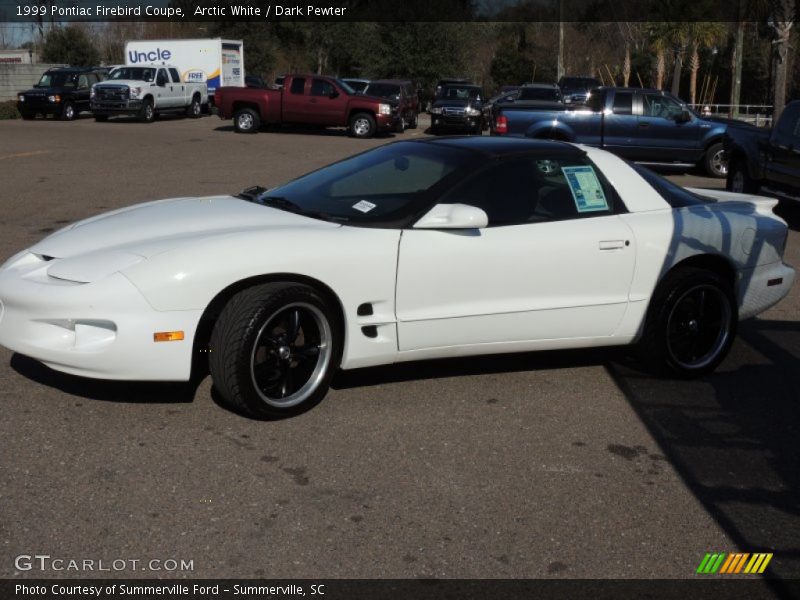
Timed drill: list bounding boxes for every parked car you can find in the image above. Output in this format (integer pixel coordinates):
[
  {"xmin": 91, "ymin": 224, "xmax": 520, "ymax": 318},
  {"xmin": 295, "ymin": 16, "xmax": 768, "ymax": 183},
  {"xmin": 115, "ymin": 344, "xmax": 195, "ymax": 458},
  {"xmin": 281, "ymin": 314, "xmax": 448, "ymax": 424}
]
[
  {"xmin": 214, "ymin": 74, "xmax": 399, "ymax": 137},
  {"xmin": 493, "ymin": 87, "xmax": 731, "ymax": 178},
  {"xmin": 342, "ymin": 78, "xmax": 370, "ymax": 94},
  {"xmin": 484, "ymin": 83, "xmax": 564, "ymax": 130},
  {"xmin": 91, "ymin": 65, "xmax": 208, "ymax": 123},
  {"xmin": 362, "ymin": 79, "xmax": 419, "ymax": 132},
  {"xmin": 724, "ymin": 100, "xmax": 800, "ymax": 201},
  {"xmin": 0, "ymin": 138, "xmax": 792, "ymax": 418},
  {"xmin": 17, "ymin": 67, "xmax": 107, "ymax": 121},
  {"xmin": 429, "ymin": 83, "xmax": 485, "ymax": 134},
  {"xmin": 558, "ymin": 76, "xmax": 602, "ymax": 105}
]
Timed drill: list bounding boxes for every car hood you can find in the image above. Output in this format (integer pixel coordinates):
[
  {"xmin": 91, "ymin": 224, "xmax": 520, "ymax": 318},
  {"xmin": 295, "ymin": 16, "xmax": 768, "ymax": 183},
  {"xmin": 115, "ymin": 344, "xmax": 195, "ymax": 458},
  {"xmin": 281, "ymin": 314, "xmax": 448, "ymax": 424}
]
[
  {"xmin": 30, "ymin": 195, "xmax": 340, "ymax": 261},
  {"xmin": 95, "ymin": 79, "xmax": 152, "ymax": 88},
  {"xmin": 20, "ymin": 86, "xmax": 75, "ymax": 95}
]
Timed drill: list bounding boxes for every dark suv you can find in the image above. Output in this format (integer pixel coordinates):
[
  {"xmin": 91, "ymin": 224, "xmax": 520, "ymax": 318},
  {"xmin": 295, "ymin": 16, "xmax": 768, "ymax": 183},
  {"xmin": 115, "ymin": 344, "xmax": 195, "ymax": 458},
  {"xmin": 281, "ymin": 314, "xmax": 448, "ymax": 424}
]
[
  {"xmin": 17, "ymin": 67, "xmax": 106, "ymax": 121},
  {"xmin": 557, "ymin": 76, "xmax": 602, "ymax": 106},
  {"xmin": 363, "ymin": 79, "xmax": 419, "ymax": 132},
  {"xmin": 429, "ymin": 83, "xmax": 485, "ymax": 134}
]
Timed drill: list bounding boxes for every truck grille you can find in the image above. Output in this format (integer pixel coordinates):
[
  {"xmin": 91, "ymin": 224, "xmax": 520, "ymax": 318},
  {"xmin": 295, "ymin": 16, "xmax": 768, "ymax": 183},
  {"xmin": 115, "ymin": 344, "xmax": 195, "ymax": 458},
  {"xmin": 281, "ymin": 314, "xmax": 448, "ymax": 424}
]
[
  {"xmin": 443, "ymin": 107, "xmax": 466, "ymax": 116},
  {"xmin": 95, "ymin": 86, "xmax": 129, "ymax": 102}
]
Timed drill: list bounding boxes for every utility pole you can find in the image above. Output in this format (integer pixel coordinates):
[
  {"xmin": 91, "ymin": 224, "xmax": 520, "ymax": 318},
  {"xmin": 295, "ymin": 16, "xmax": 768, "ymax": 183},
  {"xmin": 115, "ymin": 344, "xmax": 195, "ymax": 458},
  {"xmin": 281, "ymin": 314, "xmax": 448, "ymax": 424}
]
[
  {"xmin": 729, "ymin": 1, "xmax": 745, "ymax": 118},
  {"xmin": 557, "ymin": 0, "xmax": 565, "ymax": 80}
]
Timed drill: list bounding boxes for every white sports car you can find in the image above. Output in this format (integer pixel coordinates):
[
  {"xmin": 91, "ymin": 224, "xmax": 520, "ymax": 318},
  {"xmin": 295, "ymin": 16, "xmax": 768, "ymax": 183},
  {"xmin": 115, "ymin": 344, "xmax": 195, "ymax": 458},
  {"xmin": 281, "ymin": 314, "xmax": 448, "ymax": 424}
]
[{"xmin": 0, "ymin": 137, "xmax": 794, "ymax": 417}]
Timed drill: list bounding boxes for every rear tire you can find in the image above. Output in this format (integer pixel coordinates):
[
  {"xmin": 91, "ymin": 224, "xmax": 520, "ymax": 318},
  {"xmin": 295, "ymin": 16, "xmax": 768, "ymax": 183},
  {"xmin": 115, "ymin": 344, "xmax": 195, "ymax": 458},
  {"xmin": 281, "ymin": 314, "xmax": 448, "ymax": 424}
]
[
  {"xmin": 233, "ymin": 108, "xmax": 260, "ymax": 133},
  {"xmin": 703, "ymin": 142, "xmax": 727, "ymax": 178},
  {"xmin": 209, "ymin": 283, "xmax": 342, "ymax": 419},
  {"xmin": 348, "ymin": 112, "xmax": 376, "ymax": 138},
  {"xmin": 638, "ymin": 267, "xmax": 737, "ymax": 378},
  {"xmin": 726, "ymin": 158, "xmax": 759, "ymax": 194},
  {"xmin": 186, "ymin": 96, "xmax": 202, "ymax": 118}
]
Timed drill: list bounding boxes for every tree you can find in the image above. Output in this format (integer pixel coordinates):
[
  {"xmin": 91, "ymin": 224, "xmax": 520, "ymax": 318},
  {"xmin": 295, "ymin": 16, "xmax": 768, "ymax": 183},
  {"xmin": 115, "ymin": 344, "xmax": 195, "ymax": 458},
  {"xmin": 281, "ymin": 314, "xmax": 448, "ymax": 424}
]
[
  {"xmin": 40, "ymin": 25, "xmax": 99, "ymax": 66},
  {"xmin": 490, "ymin": 42, "xmax": 534, "ymax": 86},
  {"xmin": 686, "ymin": 22, "xmax": 726, "ymax": 104},
  {"xmin": 768, "ymin": 0, "xmax": 795, "ymax": 122},
  {"xmin": 646, "ymin": 23, "xmax": 674, "ymax": 90}
]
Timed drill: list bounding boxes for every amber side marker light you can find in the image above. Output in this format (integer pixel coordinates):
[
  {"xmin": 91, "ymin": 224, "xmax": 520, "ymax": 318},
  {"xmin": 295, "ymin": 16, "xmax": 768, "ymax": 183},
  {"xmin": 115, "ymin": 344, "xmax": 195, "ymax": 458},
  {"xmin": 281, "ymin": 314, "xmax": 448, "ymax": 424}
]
[{"xmin": 154, "ymin": 331, "xmax": 184, "ymax": 342}]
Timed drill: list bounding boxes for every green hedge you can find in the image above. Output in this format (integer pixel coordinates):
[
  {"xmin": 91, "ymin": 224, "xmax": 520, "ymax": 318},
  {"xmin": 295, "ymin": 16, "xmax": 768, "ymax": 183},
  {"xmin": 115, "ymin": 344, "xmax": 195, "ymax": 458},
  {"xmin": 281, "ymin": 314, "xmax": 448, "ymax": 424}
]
[{"xmin": 0, "ymin": 100, "xmax": 21, "ymax": 120}]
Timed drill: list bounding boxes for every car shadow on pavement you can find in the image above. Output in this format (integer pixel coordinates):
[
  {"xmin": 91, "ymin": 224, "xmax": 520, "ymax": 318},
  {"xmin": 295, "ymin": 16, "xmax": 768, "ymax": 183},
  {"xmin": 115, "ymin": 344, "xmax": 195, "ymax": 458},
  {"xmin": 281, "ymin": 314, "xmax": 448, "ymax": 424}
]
[
  {"xmin": 606, "ymin": 317, "xmax": 800, "ymax": 591},
  {"xmin": 9, "ymin": 353, "xmax": 201, "ymax": 403}
]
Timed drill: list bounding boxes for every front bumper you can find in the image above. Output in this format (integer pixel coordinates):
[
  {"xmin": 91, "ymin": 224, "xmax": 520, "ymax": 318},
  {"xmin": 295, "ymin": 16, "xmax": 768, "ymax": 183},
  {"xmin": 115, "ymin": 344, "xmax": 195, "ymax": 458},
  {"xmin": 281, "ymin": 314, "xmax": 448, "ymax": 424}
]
[
  {"xmin": 90, "ymin": 99, "xmax": 143, "ymax": 115},
  {"xmin": 17, "ymin": 101, "xmax": 61, "ymax": 116},
  {"xmin": 0, "ymin": 253, "xmax": 201, "ymax": 381},
  {"xmin": 375, "ymin": 113, "xmax": 398, "ymax": 132},
  {"xmin": 430, "ymin": 114, "xmax": 482, "ymax": 131}
]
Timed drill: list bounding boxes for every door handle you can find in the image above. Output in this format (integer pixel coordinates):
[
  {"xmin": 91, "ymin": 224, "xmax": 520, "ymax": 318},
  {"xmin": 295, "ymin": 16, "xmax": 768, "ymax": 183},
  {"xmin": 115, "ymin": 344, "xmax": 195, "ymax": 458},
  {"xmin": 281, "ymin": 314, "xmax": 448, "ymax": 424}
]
[
  {"xmin": 638, "ymin": 122, "xmax": 649, "ymax": 129},
  {"xmin": 599, "ymin": 240, "xmax": 627, "ymax": 250}
]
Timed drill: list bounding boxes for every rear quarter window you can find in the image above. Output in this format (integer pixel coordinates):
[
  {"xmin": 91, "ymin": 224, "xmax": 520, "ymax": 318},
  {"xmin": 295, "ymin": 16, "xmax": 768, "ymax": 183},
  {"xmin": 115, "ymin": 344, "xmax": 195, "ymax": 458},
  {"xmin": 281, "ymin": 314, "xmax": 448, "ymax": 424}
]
[{"xmin": 631, "ymin": 163, "xmax": 716, "ymax": 207}]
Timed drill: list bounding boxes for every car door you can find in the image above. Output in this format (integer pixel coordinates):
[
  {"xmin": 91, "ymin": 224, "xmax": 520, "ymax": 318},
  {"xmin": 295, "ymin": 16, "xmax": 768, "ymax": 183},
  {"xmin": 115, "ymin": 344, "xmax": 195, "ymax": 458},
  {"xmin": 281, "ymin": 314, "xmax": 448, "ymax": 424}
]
[
  {"xmin": 765, "ymin": 103, "xmax": 800, "ymax": 189},
  {"xmin": 154, "ymin": 68, "xmax": 173, "ymax": 107},
  {"xmin": 309, "ymin": 78, "xmax": 346, "ymax": 125},
  {"xmin": 395, "ymin": 155, "xmax": 636, "ymax": 351},
  {"xmin": 635, "ymin": 92, "xmax": 701, "ymax": 162},
  {"xmin": 76, "ymin": 73, "xmax": 93, "ymax": 110},
  {"xmin": 600, "ymin": 90, "xmax": 641, "ymax": 159},
  {"xmin": 282, "ymin": 76, "xmax": 308, "ymax": 122},
  {"xmin": 169, "ymin": 68, "xmax": 185, "ymax": 105}
]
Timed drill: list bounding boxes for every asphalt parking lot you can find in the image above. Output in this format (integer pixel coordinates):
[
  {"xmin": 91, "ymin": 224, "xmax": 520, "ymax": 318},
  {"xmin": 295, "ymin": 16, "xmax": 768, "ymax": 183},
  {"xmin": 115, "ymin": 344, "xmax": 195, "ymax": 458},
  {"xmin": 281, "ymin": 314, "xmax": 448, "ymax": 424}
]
[{"xmin": 0, "ymin": 113, "xmax": 798, "ymax": 585}]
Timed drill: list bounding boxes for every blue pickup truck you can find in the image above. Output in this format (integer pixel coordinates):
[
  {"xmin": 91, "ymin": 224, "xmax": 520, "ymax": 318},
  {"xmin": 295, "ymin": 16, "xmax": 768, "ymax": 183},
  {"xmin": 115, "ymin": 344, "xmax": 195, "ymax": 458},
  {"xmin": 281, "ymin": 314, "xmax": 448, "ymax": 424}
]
[{"xmin": 492, "ymin": 87, "xmax": 732, "ymax": 178}]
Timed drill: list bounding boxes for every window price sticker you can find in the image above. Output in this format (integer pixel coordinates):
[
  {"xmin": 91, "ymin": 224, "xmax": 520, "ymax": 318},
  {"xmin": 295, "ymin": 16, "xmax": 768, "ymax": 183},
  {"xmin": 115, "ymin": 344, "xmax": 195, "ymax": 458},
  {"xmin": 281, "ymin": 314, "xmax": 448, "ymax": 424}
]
[{"xmin": 561, "ymin": 166, "xmax": 609, "ymax": 213}]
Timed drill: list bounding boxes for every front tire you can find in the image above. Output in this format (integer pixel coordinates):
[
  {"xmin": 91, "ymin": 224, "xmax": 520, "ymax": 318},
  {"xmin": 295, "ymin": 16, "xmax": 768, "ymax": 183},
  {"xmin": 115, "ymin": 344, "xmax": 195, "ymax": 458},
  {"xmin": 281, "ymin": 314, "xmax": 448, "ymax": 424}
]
[
  {"xmin": 726, "ymin": 158, "xmax": 759, "ymax": 194},
  {"xmin": 138, "ymin": 99, "xmax": 155, "ymax": 123},
  {"xmin": 209, "ymin": 283, "xmax": 342, "ymax": 418},
  {"xmin": 638, "ymin": 267, "xmax": 737, "ymax": 377},
  {"xmin": 348, "ymin": 112, "xmax": 376, "ymax": 138},
  {"xmin": 233, "ymin": 107, "xmax": 260, "ymax": 133},
  {"xmin": 60, "ymin": 101, "xmax": 76, "ymax": 121},
  {"xmin": 703, "ymin": 142, "xmax": 727, "ymax": 178},
  {"xmin": 21, "ymin": 112, "xmax": 35, "ymax": 120}
]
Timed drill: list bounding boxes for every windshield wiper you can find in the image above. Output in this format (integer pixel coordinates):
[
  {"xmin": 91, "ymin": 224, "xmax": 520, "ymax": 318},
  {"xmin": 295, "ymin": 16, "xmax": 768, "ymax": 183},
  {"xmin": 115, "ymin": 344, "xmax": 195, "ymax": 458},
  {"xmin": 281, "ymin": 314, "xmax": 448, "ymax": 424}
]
[
  {"xmin": 261, "ymin": 195, "xmax": 349, "ymax": 223},
  {"xmin": 237, "ymin": 185, "xmax": 269, "ymax": 201}
]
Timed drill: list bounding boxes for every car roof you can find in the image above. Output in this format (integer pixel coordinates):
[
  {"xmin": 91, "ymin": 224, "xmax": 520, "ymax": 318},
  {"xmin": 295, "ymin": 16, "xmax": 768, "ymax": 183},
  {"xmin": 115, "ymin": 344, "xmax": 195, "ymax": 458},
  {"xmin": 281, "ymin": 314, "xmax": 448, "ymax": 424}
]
[
  {"xmin": 522, "ymin": 83, "xmax": 559, "ymax": 89},
  {"xmin": 45, "ymin": 67, "xmax": 101, "ymax": 73},
  {"xmin": 415, "ymin": 136, "xmax": 584, "ymax": 158},
  {"xmin": 369, "ymin": 79, "xmax": 410, "ymax": 85}
]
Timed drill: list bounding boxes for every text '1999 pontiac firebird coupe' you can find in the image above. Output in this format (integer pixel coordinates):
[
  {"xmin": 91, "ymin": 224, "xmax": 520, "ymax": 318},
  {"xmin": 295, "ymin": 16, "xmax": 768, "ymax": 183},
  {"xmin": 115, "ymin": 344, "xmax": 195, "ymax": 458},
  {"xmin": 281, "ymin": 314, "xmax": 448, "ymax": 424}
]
[{"xmin": 0, "ymin": 138, "xmax": 794, "ymax": 417}]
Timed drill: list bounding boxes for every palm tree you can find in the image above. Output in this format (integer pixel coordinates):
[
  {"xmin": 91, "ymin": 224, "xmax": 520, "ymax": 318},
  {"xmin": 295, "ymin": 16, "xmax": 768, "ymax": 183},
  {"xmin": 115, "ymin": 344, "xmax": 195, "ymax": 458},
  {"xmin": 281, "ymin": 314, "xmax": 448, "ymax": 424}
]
[
  {"xmin": 646, "ymin": 23, "xmax": 673, "ymax": 90},
  {"xmin": 686, "ymin": 23, "xmax": 726, "ymax": 105}
]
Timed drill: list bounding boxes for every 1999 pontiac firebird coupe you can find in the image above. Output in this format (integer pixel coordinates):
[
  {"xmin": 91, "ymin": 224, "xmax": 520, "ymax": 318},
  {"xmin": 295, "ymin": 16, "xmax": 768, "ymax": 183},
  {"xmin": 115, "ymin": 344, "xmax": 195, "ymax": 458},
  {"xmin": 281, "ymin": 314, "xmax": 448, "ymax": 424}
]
[{"xmin": 0, "ymin": 138, "xmax": 794, "ymax": 417}]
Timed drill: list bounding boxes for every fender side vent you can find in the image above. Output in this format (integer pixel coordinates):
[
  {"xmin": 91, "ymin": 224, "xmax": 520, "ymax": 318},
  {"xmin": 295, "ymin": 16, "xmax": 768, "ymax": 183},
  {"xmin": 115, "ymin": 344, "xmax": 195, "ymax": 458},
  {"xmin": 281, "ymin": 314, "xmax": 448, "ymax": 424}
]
[
  {"xmin": 357, "ymin": 303, "xmax": 373, "ymax": 316},
  {"xmin": 361, "ymin": 325, "xmax": 378, "ymax": 338}
]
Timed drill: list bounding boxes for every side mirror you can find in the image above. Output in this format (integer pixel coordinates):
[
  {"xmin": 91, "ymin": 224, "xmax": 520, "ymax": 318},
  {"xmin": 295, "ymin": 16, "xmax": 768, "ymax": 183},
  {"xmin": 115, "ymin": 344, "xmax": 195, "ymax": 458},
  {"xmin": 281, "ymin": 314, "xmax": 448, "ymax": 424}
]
[
  {"xmin": 676, "ymin": 110, "xmax": 692, "ymax": 123},
  {"xmin": 328, "ymin": 90, "xmax": 340, "ymax": 99},
  {"xmin": 414, "ymin": 203, "xmax": 488, "ymax": 230}
]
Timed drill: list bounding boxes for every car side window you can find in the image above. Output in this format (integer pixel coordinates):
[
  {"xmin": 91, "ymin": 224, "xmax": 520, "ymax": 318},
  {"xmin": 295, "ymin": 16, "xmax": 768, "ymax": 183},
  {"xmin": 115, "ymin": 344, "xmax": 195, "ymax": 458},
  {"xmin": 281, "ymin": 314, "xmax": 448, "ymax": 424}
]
[
  {"xmin": 642, "ymin": 93, "xmax": 682, "ymax": 119},
  {"xmin": 311, "ymin": 79, "xmax": 335, "ymax": 97},
  {"xmin": 157, "ymin": 69, "xmax": 168, "ymax": 85},
  {"xmin": 612, "ymin": 92, "xmax": 633, "ymax": 115},
  {"xmin": 169, "ymin": 68, "xmax": 181, "ymax": 83},
  {"xmin": 77, "ymin": 74, "xmax": 89, "ymax": 89},
  {"xmin": 87, "ymin": 73, "xmax": 98, "ymax": 85},
  {"xmin": 774, "ymin": 104, "xmax": 800, "ymax": 140},
  {"xmin": 441, "ymin": 157, "xmax": 620, "ymax": 227},
  {"xmin": 290, "ymin": 77, "xmax": 306, "ymax": 95}
]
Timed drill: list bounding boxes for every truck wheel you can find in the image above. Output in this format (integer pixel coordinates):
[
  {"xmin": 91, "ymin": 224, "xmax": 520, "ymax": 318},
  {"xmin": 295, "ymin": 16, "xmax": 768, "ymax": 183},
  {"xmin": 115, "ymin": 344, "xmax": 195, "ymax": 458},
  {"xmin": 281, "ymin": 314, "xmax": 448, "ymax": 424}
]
[
  {"xmin": 138, "ymin": 99, "xmax": 155, "ymax": 123},
  {"xmin": 703, "ymin": 142, "xmax": 727, "ymax": 178},
  {"xmin": 94, "ymin": 115, "xmax": 108, "ymax": 122},
  {"xmin": 209, "ymin": 283, "xmax": 342, "ymax": 419},
  {"xmin": 638, "ymin": 267, "xmax": 736, "ymax": 378},
  {"xmin": 60, "ymin": 101, "xmax": 76, "ymax": 121},
  {"xmin": 186, "ymin": 96, "xmax": 202, "ymax": 119},
  {"xmin": 726, "ymin": 159, "xmax": 759, "ymax": 194},
  {"xmin": 395, "ymin": 117, "xmax": 406, "ymax": 133},
  {"xmin": 234, "ymin": 108, "xmax": 260, "ymax": 133},
  {"xmin": 349, "ymin": 112, "xmax": 376, "ymax": 138}
]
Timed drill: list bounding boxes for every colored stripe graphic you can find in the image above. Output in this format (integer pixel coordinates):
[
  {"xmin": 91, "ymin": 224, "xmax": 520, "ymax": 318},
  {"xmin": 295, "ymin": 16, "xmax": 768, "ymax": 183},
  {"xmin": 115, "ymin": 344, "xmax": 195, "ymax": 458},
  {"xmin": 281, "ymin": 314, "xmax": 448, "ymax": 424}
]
[{"xmin": 698, "ymin": 552, "xmax": 773, "ymax": 575}]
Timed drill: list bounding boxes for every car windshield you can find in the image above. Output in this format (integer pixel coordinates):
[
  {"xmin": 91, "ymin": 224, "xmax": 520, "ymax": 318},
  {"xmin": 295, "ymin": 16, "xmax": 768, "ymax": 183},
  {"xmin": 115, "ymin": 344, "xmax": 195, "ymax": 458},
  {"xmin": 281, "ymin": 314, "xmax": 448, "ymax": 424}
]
[
  {"xmin": 520, "ymin": 87, "xmax": 561, "ymax": 101},
  {"xmin": 631, "ymin": 163, "xmax": 716, "ymax": 207},
  {"xmin": 36, "ymin": 72, "xmax": 78, "ymax": 88},
  {"xmin": 109, "ymin": 67, "xmax": 156, "ymax": 82},
  {"xmin": 442, "ymin": 86, "xmax": 481, "ymax": 101},
  {"xmin": 365, "ymin": 83, "xmax": 401, "ymax": 99},
  {"xmin": 341, "ymin": 80, "xmax": 364, "ymax": 94},
  {"xmin": 242, "ymin": 142, "xmax": 477, "ymax": 226}
]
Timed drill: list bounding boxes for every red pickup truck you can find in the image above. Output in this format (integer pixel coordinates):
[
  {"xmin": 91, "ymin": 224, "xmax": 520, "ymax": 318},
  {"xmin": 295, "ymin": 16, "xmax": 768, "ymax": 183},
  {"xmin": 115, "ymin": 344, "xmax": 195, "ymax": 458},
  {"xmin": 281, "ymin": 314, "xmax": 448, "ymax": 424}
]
[{"xmin": 214, "ymin": 74, "xmax": 399, "ymax": 138}]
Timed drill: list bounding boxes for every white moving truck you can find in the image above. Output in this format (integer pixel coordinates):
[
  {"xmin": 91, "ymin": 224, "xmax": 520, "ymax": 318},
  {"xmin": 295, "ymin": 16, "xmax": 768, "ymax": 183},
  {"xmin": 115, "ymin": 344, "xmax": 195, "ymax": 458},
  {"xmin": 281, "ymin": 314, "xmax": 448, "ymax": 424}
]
[{"xmin": 125, "ymin": 38, "xmax": 244, "ymax": 103}]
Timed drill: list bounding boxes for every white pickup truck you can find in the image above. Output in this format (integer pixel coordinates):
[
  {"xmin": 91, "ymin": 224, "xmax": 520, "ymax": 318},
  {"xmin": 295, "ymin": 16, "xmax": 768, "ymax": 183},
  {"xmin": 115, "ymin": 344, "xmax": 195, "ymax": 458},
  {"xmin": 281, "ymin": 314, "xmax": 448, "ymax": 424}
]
[{"xmin": 91, "ymin": 64, "xmax": 208, "ymax": 123}]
